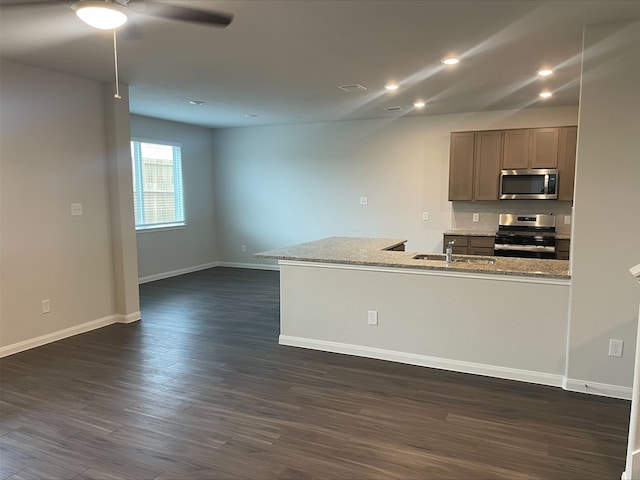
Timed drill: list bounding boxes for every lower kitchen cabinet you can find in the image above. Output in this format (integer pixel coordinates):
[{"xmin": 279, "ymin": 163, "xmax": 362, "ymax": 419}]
[
  {"xmin": 556, "ymin": 238, "xmax": 571, "ymax": 260},
  {"xmin": 443, "ymin": 234, "xmax": 495, "ymax": 256}
]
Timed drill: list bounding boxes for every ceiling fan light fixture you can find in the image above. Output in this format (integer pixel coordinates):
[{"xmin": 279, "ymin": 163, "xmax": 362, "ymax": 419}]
[{"xmin": 73, "ymin": 1, "xmax": 128, "ymax": 30}]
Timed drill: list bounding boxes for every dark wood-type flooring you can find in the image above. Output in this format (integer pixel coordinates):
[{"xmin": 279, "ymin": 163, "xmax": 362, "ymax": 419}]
[{"xmin": 0, "ymin": 267, "xmax": 631, "ymax": 479}]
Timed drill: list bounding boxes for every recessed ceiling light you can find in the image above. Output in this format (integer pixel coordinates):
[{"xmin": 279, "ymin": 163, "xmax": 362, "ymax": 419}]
[
  {"xmin": 537, "ymin": 69, "xmax": 554, "ymax": 77},
  {"xmin": 413, "ymin": 101, "xmax": 426, "ymax": 108},
  {"xmin": 385, "ymin": 83, "xmax": 399, "ymax": 91},
  {"xmin": 244, "ymin": 114, "xmax": 258, "ymax": 118},
  {"xmin": 442, "ymin": 57, "xmax": 460, "ymax": 65},
  {"xmin": 539, "ymin": 91, "xmax": 553, "ymax": 98},
  {"xmin": 189, "ymin": 100, "xmax": 204, "ymax": 106}
]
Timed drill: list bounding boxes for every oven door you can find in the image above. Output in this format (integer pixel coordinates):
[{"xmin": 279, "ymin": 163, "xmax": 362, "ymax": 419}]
[{"xmin": 494, "ymin": 243, "xmax": 557, "ymax": 259}]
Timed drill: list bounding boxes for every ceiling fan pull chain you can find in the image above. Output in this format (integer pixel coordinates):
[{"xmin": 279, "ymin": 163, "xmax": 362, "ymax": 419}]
[{"xmin": 113, "ymin": 28, "xmax": 121, "ymax": 100}]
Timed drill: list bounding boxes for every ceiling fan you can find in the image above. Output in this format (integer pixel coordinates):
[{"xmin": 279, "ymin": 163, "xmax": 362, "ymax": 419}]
[
  {"xmin": 1, "ymin": 0, "xmax": 233, "ymax": 98},
  {"xmin": 0, "ymin": 0, "xmax": 234, "ymax": 30}
]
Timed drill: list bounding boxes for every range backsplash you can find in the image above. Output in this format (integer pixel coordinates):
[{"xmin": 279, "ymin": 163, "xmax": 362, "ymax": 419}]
[{"xmin": 451, "ymin": 201, "xmax": 573, "ymax": 235}]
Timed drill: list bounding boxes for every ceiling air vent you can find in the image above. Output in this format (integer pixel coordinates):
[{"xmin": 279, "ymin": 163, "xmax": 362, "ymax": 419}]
[
  {"xmin": 383, "ymin": 106, "xmax": 404, "ymax": 112},
  {"xmin": 338, "ymin": 84, "xmax": 367, "ymax": 92}
]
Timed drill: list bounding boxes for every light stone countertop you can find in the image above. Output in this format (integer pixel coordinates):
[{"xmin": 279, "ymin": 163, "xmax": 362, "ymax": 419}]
[
  {"xmin": 444, "ymin": 230, "xmax": 496, "ymax": 236},
  {"xmin": 255, "ymin": 237, "xmax": 570, "ymax": 279}
]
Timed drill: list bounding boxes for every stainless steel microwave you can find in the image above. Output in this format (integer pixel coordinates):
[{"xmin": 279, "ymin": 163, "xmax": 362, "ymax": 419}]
[{"xmin": 499, "ymin": 169, "xmax": 558, "ymax": 200}]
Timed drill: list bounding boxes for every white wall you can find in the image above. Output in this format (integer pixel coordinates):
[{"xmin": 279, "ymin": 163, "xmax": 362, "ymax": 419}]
[
  {"xmin": 280, "ymin": 263, "xmax": 570, "ymax": 386},
  {"xmin": 566, "ymin": 20, "xmax": 640, "ymax": 392},
  {"xmin": 0, "ymin": 60, "xmax": 123, "ymax": 349},
  {"xmin": 130, "ymin": 115, "xmax": 218, "ymax": 282},
  {"xmin": 211, "ymin": 106, "xmax": 577, "ymax": 265}
]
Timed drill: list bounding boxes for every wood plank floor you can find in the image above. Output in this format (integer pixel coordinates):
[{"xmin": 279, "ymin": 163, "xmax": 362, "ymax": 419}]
[{"xmin": 0, "ymin": 267, "xmax": 631, "ymax": 479}]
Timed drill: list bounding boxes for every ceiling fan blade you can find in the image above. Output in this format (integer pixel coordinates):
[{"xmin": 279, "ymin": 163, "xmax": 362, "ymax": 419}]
[
  {"xmin": 0, "ymin": 0, "xmax": 66, "ymax": 7},
  {"xmin": 135, "ymin": 2, "xmax": 232, "ymax": 27},
  {"xmin": 117, "ymin": 20, "xmax": 143, "ymax": 40}
]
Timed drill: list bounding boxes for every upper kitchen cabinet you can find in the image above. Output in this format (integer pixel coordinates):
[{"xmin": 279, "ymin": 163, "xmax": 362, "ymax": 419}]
[
  {"xmin": 502, "ymin": 127, "xmax": 559, "ymax": 169},
  {"xmin": 448, "ymin": 132, "xmax": 475, "ymax": 201},
  {"xmin": 557, "ymin": 126, "xmax": 578, "ymax": 201},
  {"xmin": 474, "ymin": 131, "xmax": 502, "ymax": 200},
  {"xmin": 448, "ymin": 131, "xmax": 501, "ymax": 201},
  {"xmin": 531, "ymin": 128, "xmax": 559, "ymax": 168},
  {"xmin": 502, "ymin": 129, "xmax": 531, "ymax": 169}
]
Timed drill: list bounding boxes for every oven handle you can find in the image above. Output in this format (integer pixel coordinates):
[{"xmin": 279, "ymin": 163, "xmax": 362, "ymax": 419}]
[{"xmin": 494, "ymin": 244, "xmax": 556, "ymax": 253}]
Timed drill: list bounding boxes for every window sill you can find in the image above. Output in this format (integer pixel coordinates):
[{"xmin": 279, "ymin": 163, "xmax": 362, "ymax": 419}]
[{"xmin": 135, "ymin": 223, "xmax": 186, "ymax": 234}]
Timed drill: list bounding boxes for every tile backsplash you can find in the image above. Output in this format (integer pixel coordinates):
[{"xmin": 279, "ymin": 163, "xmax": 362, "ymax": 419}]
[{"xmin": 451, "ymin": 201, "xmax": 573, "ymax": 235}]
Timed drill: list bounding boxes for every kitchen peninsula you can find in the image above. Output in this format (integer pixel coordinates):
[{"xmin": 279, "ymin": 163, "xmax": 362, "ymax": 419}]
[{"xmin": 257, "ymin": 237, "xmax": 572, "ymax": 389}]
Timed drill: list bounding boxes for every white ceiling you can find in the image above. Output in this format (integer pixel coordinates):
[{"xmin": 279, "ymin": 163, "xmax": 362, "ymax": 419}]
[{"xmin": 1, "ymin": 0, "xmax": 639, "ymax": 128}]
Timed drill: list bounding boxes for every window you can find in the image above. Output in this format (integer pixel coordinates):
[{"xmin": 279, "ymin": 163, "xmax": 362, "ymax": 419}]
[{"xmin": 131, "ymin": 140, "xmax": 184, "ymax": 230}]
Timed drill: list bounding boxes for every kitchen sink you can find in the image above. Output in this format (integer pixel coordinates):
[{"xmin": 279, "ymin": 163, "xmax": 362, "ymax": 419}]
[
  {"xmin": 413, "ymin": 254, "xmax": 447, "ymax": 261},
  {"xmin": 412, "ymin": 254, "xmax": 497, "ymax": 265}
]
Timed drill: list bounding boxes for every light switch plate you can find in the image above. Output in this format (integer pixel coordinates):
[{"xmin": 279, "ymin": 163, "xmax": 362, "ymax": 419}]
[
  {"xmin": 422, "ymin": 212, "xmax": 429, "ymax": 221},
  {"xmin": 360, "ymin": 196, "xmax": 368, "ymax": 206},
  {"xmin": 564, "ymin": 215, "xmax": 571, "ymax": 225},
  {"xmin": 472, "ymin": 213, "xmax": 479, "ymax": 222}
]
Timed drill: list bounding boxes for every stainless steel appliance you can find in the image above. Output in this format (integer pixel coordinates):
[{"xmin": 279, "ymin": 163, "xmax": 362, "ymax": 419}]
[
  {"xmin": 500, "ymin": 169, "xmax": 558, "ymax": 200},
  {"xmin": 494, "ymin": 213, "xmax": 556, "ymax": 259}
]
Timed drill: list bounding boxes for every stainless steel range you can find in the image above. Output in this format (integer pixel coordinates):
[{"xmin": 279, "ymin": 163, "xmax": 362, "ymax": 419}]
[{"xmin": 494, "ymin": 214, "xmax": 556, "ymax": 259}]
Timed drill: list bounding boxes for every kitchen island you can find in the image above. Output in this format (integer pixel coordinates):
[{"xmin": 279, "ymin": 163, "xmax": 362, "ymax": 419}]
[
  {"xmin": 256, "ymin": 236, "xmax": 570, "ymax": 279},
  {"xmin": 256, "ymin": 237, "xmax": 571, "ymax": 389}
]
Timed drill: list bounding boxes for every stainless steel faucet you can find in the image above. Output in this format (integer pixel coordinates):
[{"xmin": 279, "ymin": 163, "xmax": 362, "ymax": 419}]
[{"xmin": 445, "ymin": 240, "xmax": 455, "ymax": 263}]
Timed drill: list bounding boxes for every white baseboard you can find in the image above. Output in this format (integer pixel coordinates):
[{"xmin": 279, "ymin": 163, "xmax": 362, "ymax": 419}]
[
  {"xmin": 0, "ymin": 315, "xmax": 121, "ymax": 358},
  {"xmin": 279, "ymin": 335, "xmax": 565, "ymax": 389},
  {"xmin": 138, "ymin": 262, "xmax": 218, "ymax": 284},
  {"xmin": 563, "ymin": 377, "xmax": 632, "ymax": 400},
  {"xmin": 118, "ymin": 311, "xmax": 141, "ymax": 324},
  {"xmin": 217, "ymin": 261, "xmax": 279, "ymax": 271},
  {"xmin": 138, "ymin": 262, "xmax": 279, "ymax": 284}
]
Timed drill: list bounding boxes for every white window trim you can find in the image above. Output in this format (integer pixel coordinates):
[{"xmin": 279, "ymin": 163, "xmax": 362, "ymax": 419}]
[{"xmin": 131, "ymin": 138, "xmax": 186, "ymax": 231}]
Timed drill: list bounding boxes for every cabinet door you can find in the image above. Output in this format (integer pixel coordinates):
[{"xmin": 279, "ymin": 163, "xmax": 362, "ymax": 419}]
[
  {"xmin": 531, "ymin": 128, "xmax": 559, "ymax": 168},
  {"xmin": 557, "ymin": 126, "xmax": 577, "ymax": 201},
  {"xmin": 473, "ymin": 131, "xmax": 502, "ymax": 200},
  {"xmin": 443, "ymin": 235, "xmax": 468, "ymax": 254},
  {"xmin": 468, "ymin": 236, "xmax": 495, "ymax": 256},
  {"xmin": 448, "ymin": 132, "xmax": 475, "ymax": 201},
  {"xmin": 556, "ymin": 238, "xmax": 571, "ymax": 260},
  {"xmin": 502, "ymin": 129, "xmax": 531, "ymax": 169}
]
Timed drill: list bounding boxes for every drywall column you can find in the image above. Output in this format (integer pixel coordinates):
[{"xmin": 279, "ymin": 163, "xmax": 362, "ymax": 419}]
[
  {"xmin": 626, "ymin": 265, "xmax": 640, "ymax": 479},
  {"xmin": 565, "ymin": 19, "xmax": 640, "ymax": 396},
  {"xmin": 103, "ymin": 83, "xmax": 140, "ymax": 322}
]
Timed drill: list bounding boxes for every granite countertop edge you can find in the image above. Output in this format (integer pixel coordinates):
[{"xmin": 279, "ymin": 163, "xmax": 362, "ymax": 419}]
[
  {"xmin": 255, "ymin": 237, "xmax": 570, "ymax": 280},
  {"xmin": 444, "ymin": 229, "xmax": 496, "ymax": 236}
]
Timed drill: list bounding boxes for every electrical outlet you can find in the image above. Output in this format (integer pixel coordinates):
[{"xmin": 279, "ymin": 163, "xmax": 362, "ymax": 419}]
[
  {"xmin": 564, "ymin": 215, "xmax": 571, "ymax": 225},
  {"xmin": 360, "ymin": 196, "xmax": 368, "ymax": 206},
  {"xmin": 422, "ymin": 212, "xmax": 429, "ymax": 221},
  {"xmin": 608, "ymin": 339, "xmax": 624, "ymax": 358},
  {"xmin": 241, "ymin": 245, "xmax": 247, "ymax": 253},
  {"xmin": 70, "ymin": 203, "xmax": 83, "ymax": 216},
  {"xmin": 42, "ymin": 299, "xmax": 51, "ymax": 314},
  {"xmin": 472, "ymin": 213, "xmax": 479, "ymax": 222},
  {"xmin": 367, "ymin": 310, "xmax": 378, "ymax": 326}
]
